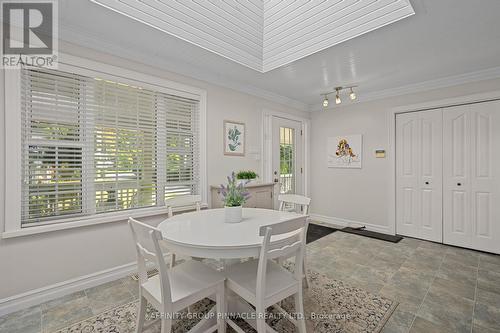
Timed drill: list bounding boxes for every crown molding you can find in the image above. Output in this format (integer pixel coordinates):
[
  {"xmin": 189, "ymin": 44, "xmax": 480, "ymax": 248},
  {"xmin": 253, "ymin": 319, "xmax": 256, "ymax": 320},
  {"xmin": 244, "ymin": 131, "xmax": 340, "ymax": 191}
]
[
  {"xmin": 59, "ymin": 23, "xmax": 308, "ymax": 111},
  {"xmin": 309, "ymin": 65, "xmax": 500, "ymax": 111}
]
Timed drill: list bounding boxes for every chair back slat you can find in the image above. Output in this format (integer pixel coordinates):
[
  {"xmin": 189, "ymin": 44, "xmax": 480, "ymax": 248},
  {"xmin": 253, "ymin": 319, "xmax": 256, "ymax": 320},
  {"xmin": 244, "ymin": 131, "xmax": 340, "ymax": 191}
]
[
  {"xmin": 259, "ymin": 217, "xmax": 306, "ymax": 236},
  {"xmin": 266, "ymin": 239, "xmax": 302, "ymax": 260},
  {"xmin": 128, "ymin": 217, "xmax": 172, "ymax": 307},
  {"xmin": 278, "ymin": 194, "xmax": 311, "ymax": 215}
]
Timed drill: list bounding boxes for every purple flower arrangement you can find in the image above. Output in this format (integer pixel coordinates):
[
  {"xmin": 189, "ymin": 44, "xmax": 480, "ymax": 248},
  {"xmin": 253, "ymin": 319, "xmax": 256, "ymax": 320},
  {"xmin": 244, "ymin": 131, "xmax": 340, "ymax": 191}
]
[{"xmin": 220, "ymin": 172, "xmax": 251, "ymax": 207}]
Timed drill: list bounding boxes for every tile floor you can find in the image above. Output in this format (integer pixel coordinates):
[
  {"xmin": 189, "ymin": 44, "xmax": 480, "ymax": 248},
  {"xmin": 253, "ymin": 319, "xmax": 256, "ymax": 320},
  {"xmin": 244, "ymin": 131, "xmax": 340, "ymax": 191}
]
[{"xmin": 1, "ymin": 224, "xmax": 500, "ymax": 333}]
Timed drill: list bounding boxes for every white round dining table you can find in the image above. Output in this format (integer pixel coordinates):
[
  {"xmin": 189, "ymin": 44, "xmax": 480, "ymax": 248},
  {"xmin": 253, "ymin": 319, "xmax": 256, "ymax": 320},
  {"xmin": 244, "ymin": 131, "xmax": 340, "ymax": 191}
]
[{"xmin": 157, "ymin": 208, "xmax": 304, "ymax": 259}]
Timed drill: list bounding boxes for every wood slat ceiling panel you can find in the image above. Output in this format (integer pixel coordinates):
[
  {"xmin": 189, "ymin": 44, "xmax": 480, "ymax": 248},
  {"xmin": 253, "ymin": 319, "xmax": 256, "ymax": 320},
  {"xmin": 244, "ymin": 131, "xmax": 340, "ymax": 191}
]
[{"xmin": 91, "ymin": 0, "xmax": 414, "ymax": 73}]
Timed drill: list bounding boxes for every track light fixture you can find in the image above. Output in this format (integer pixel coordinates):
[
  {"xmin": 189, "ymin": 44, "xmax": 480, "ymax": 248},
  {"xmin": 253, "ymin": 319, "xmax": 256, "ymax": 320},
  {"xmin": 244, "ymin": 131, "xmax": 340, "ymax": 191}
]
[{"xmin": 321, "ymin": 86, "xmax": 358, "ymax": 108}]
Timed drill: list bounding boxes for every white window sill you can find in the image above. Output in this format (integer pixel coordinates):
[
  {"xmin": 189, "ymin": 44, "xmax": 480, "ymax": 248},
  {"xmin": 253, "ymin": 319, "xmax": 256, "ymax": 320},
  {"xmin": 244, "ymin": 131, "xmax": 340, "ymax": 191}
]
[{"xmin": 1, "ymin": 204, "xmax": 207, "ymax": 239}]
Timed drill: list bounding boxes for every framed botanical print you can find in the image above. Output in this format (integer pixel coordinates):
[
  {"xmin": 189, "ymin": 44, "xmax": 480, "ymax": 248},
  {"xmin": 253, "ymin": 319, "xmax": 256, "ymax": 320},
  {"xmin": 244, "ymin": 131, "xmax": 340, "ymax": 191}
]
[{"xmin": 223, "ymin": 120, "xmax": 245, "ymax": 156}]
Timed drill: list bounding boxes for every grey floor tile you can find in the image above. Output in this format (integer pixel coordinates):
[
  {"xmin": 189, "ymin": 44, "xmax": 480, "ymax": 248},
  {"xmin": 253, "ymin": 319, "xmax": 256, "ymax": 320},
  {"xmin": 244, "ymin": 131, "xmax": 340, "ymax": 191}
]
[
  {"xmin": 473, "ymin": 302, "xmax": 500, "ymax": 330},
  {"xmin": 479, "ymin": 260, "xmax": 500, "ymax": 274},
  {"xmin": 409, "ymin": 316, "xmax": 454, "ymax": 333},
  {"xmin": 85, "ymin": 279, "xmax": 136, "ymax": 314},
  {"xmin": 417, "ymin": 286, "xmax": 474, "ymax": 333},
  {"xmin": 479, "ymin": 253, "xmax": 500, "ymax": 266},
  {"xmin": 41, "ymin": 296, "xmax": 93, "ymax": 333},
  {"xmin": 0, "ymin": 306, "xmax": 41, "ymax": 333},
  {"xmin": 477, "ymin": 269, "xmax": 500, "ymax": 295},
  {"xmin": 437, "ymin": 260, "xmax": 478, "ymax": 286},
  {"xmin": 342, "ymin": 251, "xmax": 376, "ymax": 266},
  {"xmin": 386, "ymin": 268, "xmax": 434, "ymax": 300},
  {"xmin": 476, "ymin": 288, "xmax": 500, "ymax": 308},
  {"xmin": 398, "ymin": 257, "xmax": 442, "ymax": 276},
  {"xmin": 429, "ymin": 276, "xmax": 476, "ymax": 300},
  {"xmin": 354, "ymin": 264, "xmax": 397, "ymax": 284},
  {"xmin": 443, "ymin": 251, "xmax": 479, "ymax": 269},
  {"xmin": 365, "ymin": 256, "xmax": 405, "ymax": 272},
  {"xmin": 472, "ymin": 322, "xmax": 500, "ymax": 333},
  {"xmin": 40, "ymin": 290, "xmax": 87, "ymax": 311}
]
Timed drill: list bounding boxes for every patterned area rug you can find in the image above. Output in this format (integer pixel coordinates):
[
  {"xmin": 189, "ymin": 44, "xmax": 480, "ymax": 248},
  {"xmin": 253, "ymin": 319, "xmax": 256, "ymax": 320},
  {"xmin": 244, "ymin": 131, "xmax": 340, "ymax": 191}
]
[{"xmin": 55, "ymin": 270, "xmax": 397, "ymax": 333}]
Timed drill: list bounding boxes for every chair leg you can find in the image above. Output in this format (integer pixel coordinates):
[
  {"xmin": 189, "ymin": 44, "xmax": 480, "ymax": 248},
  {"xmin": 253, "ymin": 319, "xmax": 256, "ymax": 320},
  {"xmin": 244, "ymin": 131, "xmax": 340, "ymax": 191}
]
[
  {"xmin": 170, "ymin": 253, "xmax": 176, "ymax": 268},
  {"xmin": 294, "ymin": 291, "xmax": 307, "ymax": 333},
  {"xmin": 160, "ymin": 319, "xmax": 172, "ymax": 333},
  {"xmin": 303, "ymin": 256, "xmax": 310, "ymax": 288},
  {"xmin": 255, "ymin": 304, "xmax": 266, "ymax": 333},
  {"xmin": 135, "ymin": 296, "xmax": 147, "ymax": 333},
  {"xmin": 216, "ymin": 283, "xmax": 226, "ymax": 333}
]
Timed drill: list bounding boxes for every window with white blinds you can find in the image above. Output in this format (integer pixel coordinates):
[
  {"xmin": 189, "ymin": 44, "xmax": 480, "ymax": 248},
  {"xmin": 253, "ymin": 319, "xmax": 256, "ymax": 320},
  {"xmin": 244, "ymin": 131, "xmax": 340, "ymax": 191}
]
[{"xmin": 20, "ymin": 67, "xmax": 200, "ymax": 226}]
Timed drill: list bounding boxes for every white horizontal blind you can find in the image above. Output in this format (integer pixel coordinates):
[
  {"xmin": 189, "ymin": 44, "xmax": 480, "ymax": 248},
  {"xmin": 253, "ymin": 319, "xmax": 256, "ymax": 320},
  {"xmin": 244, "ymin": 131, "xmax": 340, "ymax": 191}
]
[
  {"xmin": 161, "ymin": 94, "xmax": 200, "ymax": 200},
  {"xmin": 20, "ymin": 67, "xmax": 200, "ymax": 226}
]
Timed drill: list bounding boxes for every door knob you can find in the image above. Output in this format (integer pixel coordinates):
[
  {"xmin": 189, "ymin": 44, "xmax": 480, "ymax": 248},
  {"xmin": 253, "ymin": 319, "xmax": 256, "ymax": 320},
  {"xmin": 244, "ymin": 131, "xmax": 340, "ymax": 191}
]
[
  {"xmin": 457, "ymin": 183, "xmax": 462, "ymax": 186},
  {"xmin": 425, "ymin": 181, "xmax": 429, "ymax": 185}
]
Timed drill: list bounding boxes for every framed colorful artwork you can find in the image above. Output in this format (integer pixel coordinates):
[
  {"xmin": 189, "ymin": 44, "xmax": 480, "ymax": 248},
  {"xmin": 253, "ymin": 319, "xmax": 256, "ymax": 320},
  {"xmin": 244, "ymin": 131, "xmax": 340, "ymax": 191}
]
[
  {"xmin": 327, "ymin": 134, "xmax": 363, "ymax": 168},
  {"xmin": 223, "ymin": 120, "xmax": 245, "ymax": 156}
]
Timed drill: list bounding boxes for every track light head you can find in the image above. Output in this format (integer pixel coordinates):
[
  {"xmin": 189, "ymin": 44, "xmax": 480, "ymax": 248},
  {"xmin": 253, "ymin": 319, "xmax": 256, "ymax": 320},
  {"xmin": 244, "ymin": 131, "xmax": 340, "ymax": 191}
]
[
  {"xmin": 323, "ymin": 95, "xmax": 329, "ymax": 107},
  {"xmin": 335, "ymin": 87, "xmax": 342, "ymax": 104},
  {"xmin": 349, "ymin": 87, "xmax": 357, "ymax": 100}
]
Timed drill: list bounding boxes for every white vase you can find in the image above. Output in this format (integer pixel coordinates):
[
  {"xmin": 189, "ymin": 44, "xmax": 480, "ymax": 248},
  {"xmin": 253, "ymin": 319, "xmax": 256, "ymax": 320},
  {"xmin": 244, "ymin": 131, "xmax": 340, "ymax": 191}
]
[
  {"xmin": 237, "ymin": 179, "xmax": 255, "ymax": 186},
  {"xmin": 225, "ymin": 205, "xmax": 243, "ymax": 223}
]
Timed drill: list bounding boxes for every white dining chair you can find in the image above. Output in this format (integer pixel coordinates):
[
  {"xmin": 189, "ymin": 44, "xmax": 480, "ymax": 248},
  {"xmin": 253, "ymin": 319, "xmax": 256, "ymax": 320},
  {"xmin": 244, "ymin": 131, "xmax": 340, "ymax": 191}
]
[
  {"xmin": 278, "ymin": 194, "xmax": 311, "ymax": 215},
  {"xmin": 166, "ymin": 194, "xmax": 202, "ymax": 268},
  {"xmin": 278, "ymin": 194, "xmax": 311, "ymax": 288},
  {"xmin": 166, "ymin": 194, "xmax": 202, "ymax": 218},
  {"xmin": 128, "ymin": 217, "xmax": 226, "ymax": 333},
  {"xmin": 224, "ymin": 217, "xmax": 308, "ymax": 333}
]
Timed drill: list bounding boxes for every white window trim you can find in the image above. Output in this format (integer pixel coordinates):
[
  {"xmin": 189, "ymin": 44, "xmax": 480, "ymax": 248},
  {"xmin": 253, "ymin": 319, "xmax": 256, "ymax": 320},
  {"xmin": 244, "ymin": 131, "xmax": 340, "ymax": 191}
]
[{"xmin": 2, "ymin": 53, "xmax": 207, "ymax": 238}]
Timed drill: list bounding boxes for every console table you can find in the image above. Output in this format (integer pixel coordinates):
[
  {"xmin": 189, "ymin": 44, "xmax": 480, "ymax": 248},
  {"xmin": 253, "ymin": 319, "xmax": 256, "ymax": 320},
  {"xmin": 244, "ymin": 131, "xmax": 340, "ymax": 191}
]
[{"xmin": 210, "ymin": 182, "xmax": 275, "ymax": 209}]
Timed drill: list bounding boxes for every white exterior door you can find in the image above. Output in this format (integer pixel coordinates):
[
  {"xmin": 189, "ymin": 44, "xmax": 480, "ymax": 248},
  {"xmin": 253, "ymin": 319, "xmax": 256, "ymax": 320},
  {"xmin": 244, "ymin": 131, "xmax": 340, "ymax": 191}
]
[
  {"xmin": 271, "ymin": 117, "xmax": 303, "ymax": 208},
  {"xmin": 396, "ymin": 109, "xmax": 443, "ymax": 242},
  {"xmin": 443, "ymin": 101, "xmax": 500, "ymax": 253}
]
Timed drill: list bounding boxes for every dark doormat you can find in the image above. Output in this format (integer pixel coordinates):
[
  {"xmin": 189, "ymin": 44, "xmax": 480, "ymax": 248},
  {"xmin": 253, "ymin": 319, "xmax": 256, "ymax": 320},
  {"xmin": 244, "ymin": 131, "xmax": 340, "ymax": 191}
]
[
  {"xmin": 341, "ymin": 227, "xmax": 403, "ymax": 243},
  {"xmin": 307, "ymin": 224, "xmax": 338, "ymax": 244}
]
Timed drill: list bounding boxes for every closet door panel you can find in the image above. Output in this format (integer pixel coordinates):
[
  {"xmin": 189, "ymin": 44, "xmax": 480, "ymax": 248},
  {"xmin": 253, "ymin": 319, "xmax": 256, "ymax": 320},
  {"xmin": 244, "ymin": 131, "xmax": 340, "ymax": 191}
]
[
  {"xmin": 396, "ymin": 114, "xmax": 420, "ymax": 238},
  {"xmin": 419, "ymin": 110, "xmax": 443, "ymax": 242},
  {"xmin": 443, "ymin": 105, "xmax": 471, "ymax": 247},
  {"xmin": 443, "ymin": 101, "xmax": 500, "ymax": 254},
  {"xmin": 469, "ymin": 101, "xmax": 500, "ymax": 253},
  {"xmin": 396, "ymin": 109, "xmax": 442, "ymax": 242}
]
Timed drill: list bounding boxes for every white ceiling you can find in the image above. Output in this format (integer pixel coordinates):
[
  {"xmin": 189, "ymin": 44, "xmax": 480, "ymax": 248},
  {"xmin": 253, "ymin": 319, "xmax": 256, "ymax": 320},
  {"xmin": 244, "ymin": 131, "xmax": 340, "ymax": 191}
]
[
  {"xmin": 89, "ymin": 0, "xmax": 414, "ymax": 72},
  {"xmin": 59, "ymin": 0, "xmax": 500, "ymax": 111}
]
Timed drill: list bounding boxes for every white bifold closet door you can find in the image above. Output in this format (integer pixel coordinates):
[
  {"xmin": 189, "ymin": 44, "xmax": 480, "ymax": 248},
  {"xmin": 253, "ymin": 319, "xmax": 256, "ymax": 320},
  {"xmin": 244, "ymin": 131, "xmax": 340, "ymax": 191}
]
[
  {"xmin": 443, "ymin": 101, "xmax": 500, "ymax": 253},
  {"xmin": 396, "ymin": 109, "xmax": 443, "ymax": 242}
]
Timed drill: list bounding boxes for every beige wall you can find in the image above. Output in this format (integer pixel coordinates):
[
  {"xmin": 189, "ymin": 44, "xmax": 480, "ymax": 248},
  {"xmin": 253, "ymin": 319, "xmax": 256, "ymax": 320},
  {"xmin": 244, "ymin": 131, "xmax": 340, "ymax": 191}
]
[
  {"xmin": 310, "ymin": 77, "xmax": 500, "ymax": 232},
  {"xmin": 0, "ymin": 42, "xmax": 309, "ymax": 300}
]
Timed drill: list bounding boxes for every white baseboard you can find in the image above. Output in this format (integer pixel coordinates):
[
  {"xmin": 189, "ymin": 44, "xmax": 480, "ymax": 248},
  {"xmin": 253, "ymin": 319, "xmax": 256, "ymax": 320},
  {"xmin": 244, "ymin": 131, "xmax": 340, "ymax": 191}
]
[
  {"xmin": 310, "ymin": 214, "xmax": 394, "ymax": 235},
  {"xmin": 0, "ymin": 262, "xmax": 138, "ymax": 317}
]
